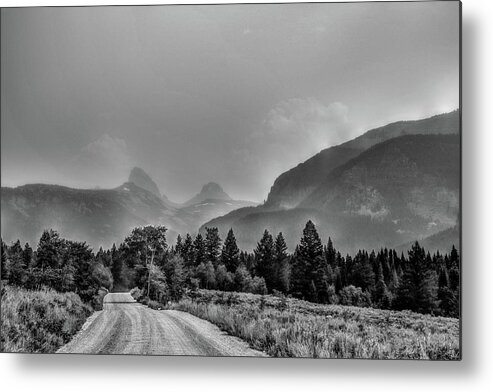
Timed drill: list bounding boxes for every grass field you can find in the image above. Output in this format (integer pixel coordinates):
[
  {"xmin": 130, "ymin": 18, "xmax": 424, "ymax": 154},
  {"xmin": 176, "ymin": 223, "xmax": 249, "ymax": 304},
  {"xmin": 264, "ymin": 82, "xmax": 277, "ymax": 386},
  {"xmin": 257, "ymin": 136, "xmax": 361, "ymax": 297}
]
[
  {"xmin": 0, "ymin": 286, "xmax": 92, "ymax": 353},
  {"xmin": 170, "ymin": 290, "xmax": 460, "ymax": 360}
]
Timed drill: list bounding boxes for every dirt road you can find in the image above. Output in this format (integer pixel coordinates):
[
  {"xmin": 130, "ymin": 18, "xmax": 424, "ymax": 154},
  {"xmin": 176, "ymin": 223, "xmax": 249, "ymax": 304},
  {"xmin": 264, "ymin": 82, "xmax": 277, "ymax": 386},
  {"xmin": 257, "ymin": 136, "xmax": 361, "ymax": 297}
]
[{"xmin": 58, "ymin": 292, "xmax": 265, "ymax": 356}]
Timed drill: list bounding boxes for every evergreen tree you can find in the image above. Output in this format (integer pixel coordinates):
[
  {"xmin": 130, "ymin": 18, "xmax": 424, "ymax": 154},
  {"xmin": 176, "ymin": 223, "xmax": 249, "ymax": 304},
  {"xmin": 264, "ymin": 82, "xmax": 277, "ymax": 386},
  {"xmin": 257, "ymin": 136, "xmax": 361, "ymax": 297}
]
[
  {"xmin": 437, "ymin": 265, "xmax": 458, "ymax": 317},
  {"xmin": 0, "ymin": 239, "xmax": 7, "ymax": 280},
  {"xmin": 374, "ymin": 261, "xmax": 392, "ymax": 309},
  {"xmin": 35, "ymin": 229, "xmax": 65, "ymax": 271},
  {"xmin": 110, "ymin": 243, "xmax": 124, "ymax": 290},
  {"xmin": 291, "ymin": 221, "xmax": 327, "ymax": 302},
  {"xmin": 350, "ymin": 250, "xmax": 376, "ymax": 293},
  {"xmin": 325, "ymin": 237, "xmax": 337, "ymax": 269},
  {"xmin": 164, "ymin": 254, "xmax": 186, "ymax": 301},
  {"xmin": 274, "ymin": 232, "xmax": 290, "ymax": 292},
  {"xmin": 204, "ymin": 227, "xmax": 222, "ymax": 267},
  {"xmin": 34, "ymin": 229, "xmax": 66, "ymax": 288},
  {"xmin": 221, "ymin": 228, "xmax": 240, "ymax": 272},
  {"xmin": 193, "ymin": 234, "xmax": 206, "ymax": 266},
  {"xmin": 175, "ymin": 234, "xmax": 183, "ymax": 256},
  {"xmin": 6, "ymin": 240, "xmax": 26, "ymax": 286},
  {"xmin": 254, "ymin": 229, "xmax": 275, "ymax": 292},
  {"xmin": 23, "ymin": 243, "xmax": 33, "ymax": 270},
  {"xmin": 182, "ymin": 233, "xmax": 195, "ymax": 267},
  {"xmin": 393, "ymin": 241, "xmax": 437, "ymax": 314}
]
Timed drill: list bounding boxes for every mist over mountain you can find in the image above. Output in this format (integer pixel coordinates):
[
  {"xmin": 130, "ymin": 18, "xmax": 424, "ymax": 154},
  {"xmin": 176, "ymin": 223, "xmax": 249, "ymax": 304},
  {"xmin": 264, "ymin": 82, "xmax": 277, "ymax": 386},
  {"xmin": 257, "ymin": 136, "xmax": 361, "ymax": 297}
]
[
  {"xmin": 1, "ymin": 110, "xmax": 459, "ymax": 254},
  {"xmin": 202, "ymin": 111, "xmax": 460, "ymax": 254},
  {"xmin": 128, "ymin": 167, "xmax": 162, "ymax": 199},
  {"xmin": 0, "ymin": 182, "xmax": 180, "ymax": 248},
  {"xmin": 184, "ymin": 182, "xmax": 232, "ymax": 206},
  {"xmin": 265, "ymin": 110, "xmax": 459, "ymax": 209},
  {"xmin": 0, "ymin": 172, "xmax": 256, "ymax": 248}
]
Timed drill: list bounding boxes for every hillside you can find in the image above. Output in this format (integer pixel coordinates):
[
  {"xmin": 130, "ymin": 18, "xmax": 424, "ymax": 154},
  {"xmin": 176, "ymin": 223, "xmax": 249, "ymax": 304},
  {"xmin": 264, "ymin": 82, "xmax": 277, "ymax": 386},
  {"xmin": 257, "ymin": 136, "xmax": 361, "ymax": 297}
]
[
  {"xmin": 0, "ymin": 182, "xmax": 185, "ymax": 248},
  {"xmin": 1, "ymin": 174, "xmax": 257, "ymax": 248},
  {"xmin": 266, "ymin": 110, "xmax": 459, "ymax": 208},
  {"xmin": 203, "ymin": 134, "xmax": 460, "ymax": 253}
]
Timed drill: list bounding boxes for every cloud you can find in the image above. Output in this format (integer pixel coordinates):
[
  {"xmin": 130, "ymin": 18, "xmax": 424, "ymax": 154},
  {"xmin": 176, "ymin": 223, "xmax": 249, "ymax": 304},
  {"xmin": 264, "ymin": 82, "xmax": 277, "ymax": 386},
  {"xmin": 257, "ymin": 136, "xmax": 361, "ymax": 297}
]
[
  {"xmin": 233, "ymin": 98, "xmax": 354, "ymax": 200},
  {"xmin": 67, "ymin": 134, "xmax": 132, "ymax": 188},
  {"xmin": 250, "ymin": 98, "xmax": 352, "ymax": 166}
]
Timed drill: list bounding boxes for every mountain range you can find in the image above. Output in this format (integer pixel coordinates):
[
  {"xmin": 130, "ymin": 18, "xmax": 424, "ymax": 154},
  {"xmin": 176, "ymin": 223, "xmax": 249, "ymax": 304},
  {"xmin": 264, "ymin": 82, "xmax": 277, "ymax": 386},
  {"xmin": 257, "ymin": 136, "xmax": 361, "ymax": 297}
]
[
  {"xmin": 1, "ymin": 171, "xmax": 256, "ymax": 248},
  {"xmin": 201, "ymin": 110, "xmax": 460, "ymax": 254},
  {"xmin": 1, "ymin": 110, "xmax": 460, "ymax": 254}
]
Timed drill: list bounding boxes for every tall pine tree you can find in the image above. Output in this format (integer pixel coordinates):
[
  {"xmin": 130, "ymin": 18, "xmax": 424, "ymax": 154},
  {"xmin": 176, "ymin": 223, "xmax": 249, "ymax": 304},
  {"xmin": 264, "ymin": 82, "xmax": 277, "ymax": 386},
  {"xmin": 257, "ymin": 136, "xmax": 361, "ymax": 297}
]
[{"xmin": 221, "ymin": 228, "xmax": 240, "ymax": 272}]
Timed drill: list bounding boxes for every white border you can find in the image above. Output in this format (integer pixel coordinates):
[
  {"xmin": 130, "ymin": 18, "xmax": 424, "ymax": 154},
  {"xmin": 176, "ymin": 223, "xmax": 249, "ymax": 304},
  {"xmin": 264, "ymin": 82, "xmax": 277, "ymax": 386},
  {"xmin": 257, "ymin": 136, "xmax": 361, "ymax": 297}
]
[{"xmin": 1, "ymin": 0, "xmax": 492, "ymax": 391}]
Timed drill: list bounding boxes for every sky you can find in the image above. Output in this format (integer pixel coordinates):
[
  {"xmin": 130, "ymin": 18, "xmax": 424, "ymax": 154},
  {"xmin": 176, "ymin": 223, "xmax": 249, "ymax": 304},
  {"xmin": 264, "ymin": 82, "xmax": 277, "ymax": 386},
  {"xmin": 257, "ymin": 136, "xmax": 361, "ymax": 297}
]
[{"xmin": 1, "ymin": 2, "xmax": 460, "ymax": 203}]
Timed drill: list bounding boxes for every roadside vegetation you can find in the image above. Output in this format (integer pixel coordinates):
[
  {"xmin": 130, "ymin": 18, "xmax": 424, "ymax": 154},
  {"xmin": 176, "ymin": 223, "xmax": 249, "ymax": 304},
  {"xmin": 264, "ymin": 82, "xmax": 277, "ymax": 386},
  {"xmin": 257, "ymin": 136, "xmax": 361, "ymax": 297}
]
[
  {"xmin": 1, "ymin": 229, "xmax": 112, "ymax": 353},
  {"xmin": 170, "ymin": 289, "xmax": 460, "ymax": 359},
  {"xmin": 1, "ymin": 219, "xmax": 460, "ymax": 357},
  {"xmin": 1, "ymin": 286, "xmax": 91, "ymax": 353}
]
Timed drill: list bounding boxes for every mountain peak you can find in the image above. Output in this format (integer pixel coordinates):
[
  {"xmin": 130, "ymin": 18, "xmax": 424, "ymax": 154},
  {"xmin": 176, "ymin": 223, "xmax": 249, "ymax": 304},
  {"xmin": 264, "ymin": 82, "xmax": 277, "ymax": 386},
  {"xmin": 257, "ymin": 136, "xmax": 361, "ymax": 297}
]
[
  {"xmin": 184, "ymin": 182, "xmax": 232, "ymax": 206},
  {"xmin": 128, "ymin": 167, "xmax": 161, "ymax": 198}
]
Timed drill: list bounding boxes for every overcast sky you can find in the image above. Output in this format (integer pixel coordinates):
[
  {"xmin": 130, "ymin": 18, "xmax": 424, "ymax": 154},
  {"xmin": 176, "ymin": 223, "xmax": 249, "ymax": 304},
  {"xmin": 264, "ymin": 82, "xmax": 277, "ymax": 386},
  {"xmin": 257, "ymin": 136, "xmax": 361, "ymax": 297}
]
[{"xmin": 1, "ymin": 2, "xmax": 459, "ymax": 203}]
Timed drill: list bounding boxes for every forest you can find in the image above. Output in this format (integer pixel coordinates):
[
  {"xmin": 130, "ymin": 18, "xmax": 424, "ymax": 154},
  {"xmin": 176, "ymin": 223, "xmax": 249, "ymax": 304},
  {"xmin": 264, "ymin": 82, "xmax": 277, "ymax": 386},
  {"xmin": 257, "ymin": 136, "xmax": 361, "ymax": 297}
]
[{"xmin": 1, "ymin": 220, "xmax": 460, "ymax": 318}]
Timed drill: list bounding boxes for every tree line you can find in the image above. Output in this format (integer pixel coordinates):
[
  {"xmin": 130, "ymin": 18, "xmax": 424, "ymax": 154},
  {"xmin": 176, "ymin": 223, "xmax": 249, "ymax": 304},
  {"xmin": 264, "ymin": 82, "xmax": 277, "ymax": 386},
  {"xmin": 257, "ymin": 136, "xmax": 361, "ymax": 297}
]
[{"xmin": 1, "ymin": 220, "xmax": 460, "ymax": 317}]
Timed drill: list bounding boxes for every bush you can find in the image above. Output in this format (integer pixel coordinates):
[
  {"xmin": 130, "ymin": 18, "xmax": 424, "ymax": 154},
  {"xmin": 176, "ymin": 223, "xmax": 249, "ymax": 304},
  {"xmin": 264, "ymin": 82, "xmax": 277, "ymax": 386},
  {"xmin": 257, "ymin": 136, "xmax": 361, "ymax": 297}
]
[
  {"xmin": 1, "ymin": 286, "xmax": 91, "ymax": 353},
  {"xmin": 339, "ymin": 285, "xmax": 372, "ymax": 307},
  {"xmin": 170, "ymin": 289, "xmax": 460, "ymax": 359},
  {"xmin": 130, "ymin": 287, "xmax": 144, "ymax": 301}
]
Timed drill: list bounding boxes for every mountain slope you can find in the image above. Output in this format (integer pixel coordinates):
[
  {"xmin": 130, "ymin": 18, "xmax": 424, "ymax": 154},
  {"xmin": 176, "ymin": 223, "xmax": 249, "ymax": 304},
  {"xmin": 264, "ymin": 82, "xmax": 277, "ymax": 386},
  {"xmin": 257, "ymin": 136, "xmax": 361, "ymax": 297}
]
[
  {"xmin": 301, "ymin": 134, "xmax": 459, "ymax": 226},
  {"xmin": 203, "ymin": 134, "xmax": 460, "ymax": 254},
  {"xmin": 128, "ymin": 167, "xmax": 162, "ymax": 199},
  {"xmin": 0, "ymin": 182, "xmax": 182, "ymax": 248},
  {"xmin": 266, "ymin": 110, "xmax": 459, "ymax": 208}
]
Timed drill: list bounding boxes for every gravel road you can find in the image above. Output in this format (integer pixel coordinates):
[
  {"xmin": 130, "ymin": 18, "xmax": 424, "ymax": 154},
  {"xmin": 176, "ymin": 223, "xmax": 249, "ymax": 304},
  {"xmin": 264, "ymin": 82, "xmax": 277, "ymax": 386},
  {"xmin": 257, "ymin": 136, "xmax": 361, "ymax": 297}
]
[{"xmin": 58, "ymin": 292, "xmax": 265, "ymax": 356}]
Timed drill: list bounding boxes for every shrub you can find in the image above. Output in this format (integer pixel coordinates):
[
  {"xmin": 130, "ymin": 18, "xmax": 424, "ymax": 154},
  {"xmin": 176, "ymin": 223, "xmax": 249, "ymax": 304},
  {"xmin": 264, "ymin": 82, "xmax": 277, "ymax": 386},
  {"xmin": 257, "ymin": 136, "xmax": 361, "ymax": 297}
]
[
  {"xmin": 1, "ymin": 286, "xmax": 91, "ymax": 353},
  {"xmin": 170, "ymin": 289, "xmax": 459, "ymax": 359}
]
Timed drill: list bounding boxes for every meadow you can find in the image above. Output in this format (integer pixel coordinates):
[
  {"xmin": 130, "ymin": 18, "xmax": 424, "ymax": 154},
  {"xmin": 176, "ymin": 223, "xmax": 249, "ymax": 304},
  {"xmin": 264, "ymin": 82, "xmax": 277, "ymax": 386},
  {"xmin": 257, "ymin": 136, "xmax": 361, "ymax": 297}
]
[
  {"xmin": 0, "ymin": 286, "xmax": 92, "ymax": 353},
  {"xmin": 170, "ymin": 289, "xmax": 460, "ymax": 360}
]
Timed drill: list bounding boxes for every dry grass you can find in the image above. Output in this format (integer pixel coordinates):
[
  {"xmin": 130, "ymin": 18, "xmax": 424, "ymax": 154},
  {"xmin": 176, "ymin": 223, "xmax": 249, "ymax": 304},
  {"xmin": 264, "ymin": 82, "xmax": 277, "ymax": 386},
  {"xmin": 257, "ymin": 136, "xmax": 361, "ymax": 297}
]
[
  {"xmin": 171, "ymin": 290, "xmax": 460, "ymax": 360},
  {"xmin": 1, "ymin": 286, "xmax": 92, "ymax": 353}
]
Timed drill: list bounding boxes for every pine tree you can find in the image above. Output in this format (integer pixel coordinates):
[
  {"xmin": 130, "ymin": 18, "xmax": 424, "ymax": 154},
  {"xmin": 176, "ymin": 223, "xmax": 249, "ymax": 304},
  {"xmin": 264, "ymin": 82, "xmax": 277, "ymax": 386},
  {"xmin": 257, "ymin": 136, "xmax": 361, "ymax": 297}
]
[
  {"xmin": 182, "ymin": 234, "xmax": 195, "ymax": 267},
  {"xmin": 221, "ymin": 228, "xmax": 240, "ymax": 272},
  {"xmin": 325, "ymin": 237, "xmax": 337, "ymax": 269},
  {"xmin": 35, "ymin": 229, "xmax": 65, "ymax": 271},
  {"xmin": 175, "ymin": 234, "xmax": 183, "ymax": 256},
  {"xmin": 254, "ymin": 229, "xmax": 275, "ymax": 292},
  {"xmin": 291, "ymin": 221, "xmax": 327, "ymax": 302},
  {"xmin": 394, "ymin": 241, "xmax": 437, "ymax": 314},
  {"xmin": 193, "ymin": 233, "xmax": 206, "ymax": 266},
  {"xmin": 0, "ymin": 239, "xmax": 7, "ymax": 280},
  {"xmin": 374, "ymin": 261, "xmax": 392, "ymax": 309},
  {"xmin": 6, "ymin": 240, "xmax": 26, "ymax": 286},
  {"xmin": 164, "ymin": 254, "xmax": 186, "ymax": 301},
  {"xmin": 110, "ymin": 243, "xmax": 124, "ymax": 290},
  {"xmin": 204, "ymin": 227, "xmax": 222, "ymax": 267},
  {"xmin": 23, "ymin": 243, "xmax": 33, "ymax": 269},
  {"xmin": 350, "ymin": 250, "xmax": 375, "ymax": 293},
  {"xmin": 437, "ymin": 265, "xmax": 458, "ymax": 317},
  {"xmin": 274, "ymin": 232, "xmax": 290, "ymax": 292}
]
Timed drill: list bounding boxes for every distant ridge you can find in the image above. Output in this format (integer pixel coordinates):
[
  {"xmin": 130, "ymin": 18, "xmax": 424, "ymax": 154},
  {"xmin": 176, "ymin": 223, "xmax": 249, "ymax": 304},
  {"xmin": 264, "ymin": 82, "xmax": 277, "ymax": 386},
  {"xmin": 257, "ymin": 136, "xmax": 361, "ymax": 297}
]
[
  {"xmin": 265, "ymin": 110, "xmax": 460, "ymax": 209},
  {"xmin": 184, "ymin": 182, "xmax": 232, "ymax": 206}
]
